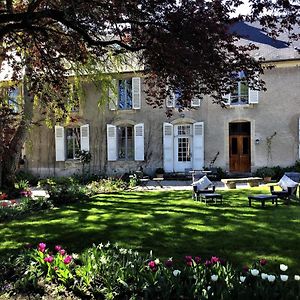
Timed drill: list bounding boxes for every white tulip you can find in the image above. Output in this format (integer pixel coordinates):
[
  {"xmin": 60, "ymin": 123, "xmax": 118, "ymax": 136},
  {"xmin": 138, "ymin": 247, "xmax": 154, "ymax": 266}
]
[
  {"xmin": 280, "ymin": 275, "xmax": 288, "ymax": 282},
  {"xmin": 211, "ymin": 275, "xmax": 218, "ymax": 281},
  {"xmin": 268, "ymin": 275, "xmax": 276, "ymax": 282},
  {"xmin": 154, "ymin": 258, "xmax": 160, "ymax": 264},
  {"xmin": 173, "ymin": 270, "xmax": 181, "ymax": 277},
  {"xmin": 294, "ymin": 275, "xmax": 300, "ymax": 281},
  {"xmin": 261, "ymin": 273, "xmax": 268, "ymax": 280},
  {"xmin": 280, "ymin": 264, "xmax": 288, "ymax": 272},
  {"xmin": 250, "ymin": 269, "xmax": 259, "ymax": 276},
  {"xmin": 240, "ymin": 276, "xmax": 246, "ymax": 283}
]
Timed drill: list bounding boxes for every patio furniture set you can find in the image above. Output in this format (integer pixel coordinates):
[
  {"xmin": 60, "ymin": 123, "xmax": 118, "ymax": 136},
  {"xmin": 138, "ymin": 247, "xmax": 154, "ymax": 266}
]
[{"xmin": 192, "ymin": 172, "xmax": 300, "ymax": 207}]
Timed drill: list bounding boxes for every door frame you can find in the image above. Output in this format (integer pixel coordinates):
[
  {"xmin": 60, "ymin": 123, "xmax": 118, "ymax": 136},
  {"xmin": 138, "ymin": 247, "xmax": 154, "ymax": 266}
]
[
  {"xmin": 226, "ymin": 120, "xmax": 255, "ymax": 173},
  {"xmin": 173, "ymin": 124, "xmax": 193, "ymax": 172}
]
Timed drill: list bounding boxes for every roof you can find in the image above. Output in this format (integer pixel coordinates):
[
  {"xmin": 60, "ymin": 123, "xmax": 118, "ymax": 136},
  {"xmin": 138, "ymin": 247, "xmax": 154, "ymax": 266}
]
[{"xmin": 232, "ymin": 22, "xmax": 300, "ymax": 62}]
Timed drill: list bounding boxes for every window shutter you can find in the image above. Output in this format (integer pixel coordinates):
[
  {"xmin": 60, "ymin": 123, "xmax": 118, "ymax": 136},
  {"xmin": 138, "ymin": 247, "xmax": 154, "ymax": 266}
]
[
  {"xmin": 222, "ymin": 94, "xmax": 231, "ymax": 105},
  {"xmin": 166, "ymin": 90, "xmax": 175, "ymax": 108},
  {"xmin": 134, "ymin": 123, "xmax": 144, "ymax": 161},
  {"xmin": 132, "ymin": 77, "xmax": 141, "ymax": 109},
  {"xmin": 107, "ymin": 124, "xmax": 117, "ymax": 161},
  {"xmin": 163, "ymin": 122, "xmax": 174, "ymax": 172},
  {"xmin": 193, "ymin": 122, "xmax": 204, "ymax": 170},
  {"xmin": 55, "ymin": 125, "xmax": 65, "ymax": 162},
  {"xmin": 80, "ymin": 124, "xmax": 90, "ymax": 151},
  {"xmin": 191, "ymin": 97, "xmax": 201, "ymax": 107},
  {"xmin": 108, "ymin": 79, "xmax": 118, "ymax": 110},
  {"xmin": 248, "ymin": 89, "xmax": 259, "ymax": 104}
]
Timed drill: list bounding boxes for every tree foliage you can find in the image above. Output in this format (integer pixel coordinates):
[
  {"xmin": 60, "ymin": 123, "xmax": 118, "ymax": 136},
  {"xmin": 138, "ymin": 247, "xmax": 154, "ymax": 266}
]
[{"xmin": 0, "ymin": 0, "xmax": 299, "ymax": 187}]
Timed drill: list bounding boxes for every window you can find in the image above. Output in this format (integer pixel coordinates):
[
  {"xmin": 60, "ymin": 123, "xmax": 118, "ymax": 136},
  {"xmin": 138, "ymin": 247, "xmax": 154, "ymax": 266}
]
[
  {"xmin": 117, "ymin": 125, "xmax": 134, "ymax": 160},
  {"xmin": 118, "ymin": 79, "xmax": 132, "ymax": 109},
  {"xmin": 230, "ymin": 71, "xmax": 249, "ymax": 105},
  {"xmin": 166, "ymin": 89, "xmax": 201, "ymax": 108},
  {"xmin": 0, "ymin": 87, "xmax": 20, "ymax": 112},
  {"xmin": 55, "ymin": 125, "xmax": 89, "ymax": 162},
  {"xmin": 66, "ymin": 128, "xmax": 81, "ymax": 159},
  {"xmin": 109, "ymin": 77, "xmax": 141, "ymax": 110}
]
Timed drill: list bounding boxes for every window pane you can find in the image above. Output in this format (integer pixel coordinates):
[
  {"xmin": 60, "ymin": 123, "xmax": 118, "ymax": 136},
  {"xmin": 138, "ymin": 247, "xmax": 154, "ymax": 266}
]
[
  {"xmin": 118, "ymin": 80, "xmax": 126, "ymax": 109},
  {"xmin": 231, "ymin": 137, "xmax": 238, "ymax": 155},
  {"xmin": 127, "ymin": 127, "xmax": 134, "ymax": 160},
  {"xmin": 118, "ymin": 127, "xmax": 126, "ymax": 159},
  {"xmin": 240, "ymin": 82, "xmax": 249, "ymax": 103},
  {"xmin": 66, "ymin": 128, "xmax": 81, "ymax": 159},
  {"xmin": 243, "ymin": 137, "xmax": 249, "ymax": 155},
  {"xmin": 118, "ymin": 79, "xmax": 132, "ymax": 109},
  {"xmin": 178, "ymin": 137, "xmax": 191, "ymax": 162},
  {"xmin": 125, "ymin": 79, "xmax": 132, "ymax": 109}
]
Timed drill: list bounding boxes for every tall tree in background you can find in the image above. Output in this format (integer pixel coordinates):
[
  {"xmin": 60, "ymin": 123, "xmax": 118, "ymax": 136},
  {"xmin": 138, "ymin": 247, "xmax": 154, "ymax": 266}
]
[{"xmin": 0, "ymin": 0, "xmax": 299, "ymax": 188}]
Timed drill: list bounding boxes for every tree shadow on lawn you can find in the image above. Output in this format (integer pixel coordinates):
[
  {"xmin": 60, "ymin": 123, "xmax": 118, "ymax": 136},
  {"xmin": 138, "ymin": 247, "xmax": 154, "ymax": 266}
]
[{"xmin": 1, "ymin": 190, "xmax": 300, "ymax": 270}]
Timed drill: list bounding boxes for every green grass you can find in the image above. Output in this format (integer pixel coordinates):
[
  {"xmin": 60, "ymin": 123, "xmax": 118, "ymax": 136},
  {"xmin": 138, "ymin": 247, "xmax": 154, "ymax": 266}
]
[{"xmin": 1, "ymin": 187, "xmax": 300, "ymax": 270}]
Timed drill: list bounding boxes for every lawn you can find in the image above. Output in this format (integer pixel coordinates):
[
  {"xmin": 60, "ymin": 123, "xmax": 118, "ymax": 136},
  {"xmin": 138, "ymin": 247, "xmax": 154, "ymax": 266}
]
[{"xmin": 1, "ymin": 187, "xmax": 300, "ymax": 271}]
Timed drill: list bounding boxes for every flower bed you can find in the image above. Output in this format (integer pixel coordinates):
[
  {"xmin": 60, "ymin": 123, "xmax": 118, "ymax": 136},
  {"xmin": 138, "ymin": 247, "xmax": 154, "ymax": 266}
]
[{"xmin": 1, "ymin": 242, "xmax": 300, "ymax": 299}]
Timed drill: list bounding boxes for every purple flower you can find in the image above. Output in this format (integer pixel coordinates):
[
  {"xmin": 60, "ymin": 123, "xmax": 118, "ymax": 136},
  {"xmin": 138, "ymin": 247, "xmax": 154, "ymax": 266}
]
[
  {"xmin": 63, "ymin": 255, "xmax": 72, "ymax": 264},
  {"xmin": 55, "ymin": 245, "xmax": 62, "ymax": 252},
  {"xmin": 59, "ymin": 249, "xmax": 66, "ymax": 256},
  {"xmin": 185, "ymin": 256, "xmax": 193, "ymax": 267},
  {"xmin": 242, "ymin": 265, "xmax": 249, "ymax": 273},
  {"xmin": 260, "ymin": 259, "xmax": 267, "ymax": 266},
  {"xmin": 148, "ymin": 260, "xmax": 157, "ymax": 272},
  {"xmin": 210, "ymin": 256, "xmax": 220, "ymax": 264},
  {"xmin": 205, "ymin": 260, "xmax": 212, "ymax": 267},
  {"xmin": 148, "ymin": 260, "xmax": 156, "ymax": 268},
  {"xmin": 38, "ymin": 243, "xmax": 46, "ymax": 253},
  {"xmin": 165, "ymin": 259, "xmax": 173, "ymax": 268},
  {"xmin": 44, "ymin": 256, "xmax": 54, "ymax": 263},
  {"xmin": 194, "ymin": 256, "xmax": 201, "ymax": 264}
]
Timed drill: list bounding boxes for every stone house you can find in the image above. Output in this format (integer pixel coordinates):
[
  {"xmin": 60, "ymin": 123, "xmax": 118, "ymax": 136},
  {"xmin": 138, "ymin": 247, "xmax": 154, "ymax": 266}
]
[{"xmin": 13, "ymin": 24, "xmax": 300, "ymax": 177}]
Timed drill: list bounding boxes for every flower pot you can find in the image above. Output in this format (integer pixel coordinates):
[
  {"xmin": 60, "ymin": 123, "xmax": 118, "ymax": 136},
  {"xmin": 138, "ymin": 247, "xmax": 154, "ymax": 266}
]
[{"xmin": 263, "ymin": 177, "xmax": 272, "ymax": 183}]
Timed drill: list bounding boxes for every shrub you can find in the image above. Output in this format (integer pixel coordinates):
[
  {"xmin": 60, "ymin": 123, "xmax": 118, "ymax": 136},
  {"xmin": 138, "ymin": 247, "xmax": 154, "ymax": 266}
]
[
  {"xmin": 38, "ymin": 177, "xmax": 88, "ymax": 206},
  {"xmin": 86, "ymin": 178, "xmax": 128, "ymax": 195},
  {"xmin": 254, "ymin": 167, "xmax": 276, "ymax": 179},
  {"xmin": 2, "ymin": 243, "xmax": 300, "ymax": 300},
  {"xmin": 0, "ymin": 197, "xmax": 52, "ymax": 223}
]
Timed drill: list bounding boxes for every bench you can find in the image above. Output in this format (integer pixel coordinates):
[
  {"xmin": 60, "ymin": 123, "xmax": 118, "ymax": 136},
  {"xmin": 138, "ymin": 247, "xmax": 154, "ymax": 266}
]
[
  {"xmin": 248, "ymin": 194, "xmax": 278, "ymax": 208},
  {"xmin": 221, "ymin": 177, "xmax": 263, "ymax": 189}
]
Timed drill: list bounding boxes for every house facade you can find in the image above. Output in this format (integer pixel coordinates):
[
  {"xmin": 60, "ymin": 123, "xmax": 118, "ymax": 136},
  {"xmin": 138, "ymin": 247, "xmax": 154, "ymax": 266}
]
[{"xmin": 18, "ymin": 24, "xmax": 300, "ymax": 177}]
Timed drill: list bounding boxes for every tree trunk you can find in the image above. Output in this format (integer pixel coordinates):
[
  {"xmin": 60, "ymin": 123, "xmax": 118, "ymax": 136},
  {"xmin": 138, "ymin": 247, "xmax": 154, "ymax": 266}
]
[{"xmin": 1, "ymin": 75, "xmax": 33, "ymax": 189}]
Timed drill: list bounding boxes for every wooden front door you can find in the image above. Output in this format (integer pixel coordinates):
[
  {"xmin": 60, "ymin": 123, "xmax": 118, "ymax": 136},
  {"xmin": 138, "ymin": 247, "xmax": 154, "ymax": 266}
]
[{"xmin": 229, "ymin": 135, "xmax": 251, "ymax": 172}]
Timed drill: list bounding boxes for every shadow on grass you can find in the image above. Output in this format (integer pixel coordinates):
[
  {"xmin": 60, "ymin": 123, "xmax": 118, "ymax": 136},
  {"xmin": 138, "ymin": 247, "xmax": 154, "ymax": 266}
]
[{"xmin": 1, "ymin": 188, "xmax": 300, "ymax": 270}]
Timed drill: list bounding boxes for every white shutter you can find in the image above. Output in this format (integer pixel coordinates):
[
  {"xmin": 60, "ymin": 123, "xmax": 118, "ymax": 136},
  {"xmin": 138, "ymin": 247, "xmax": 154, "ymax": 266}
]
[
  {"xmin": 248, "ymin": 88, "xmax": 259, "ymax": 104},
  {"xmin": 55, "ymin": 126, "xmax": 65, "ymax": 162},
  {"xmin": 132, "ymin": 77, "xmax": 141, "ymax": 109},
  {"xmin": 108, "ymin": 79, "xmax": 118, "ymax": 110},
  {"xmin": 163, "ymin": 122, "xmax": 174, "ymax": 172},
  {"xmin": 134, "ymin": 123, "xmax": 144, "ymax": 161},
  {"xmin": 298, "ymin": 117, "xmax": 300, "ymax": 159},
  {"xmin": 107, "ymin": 124, "xmax": 117, "ymax": 161},
  {"xmin": 222, "ymin": 94, "xmax": 231, "ymax": 105},
  {"xmin": 80, "ymin": 124, "xmax": 90, "ymax": 151},
  {"xmin": 166, "ymin": 91, "xmax": 175, "ymax": 108},
  {"xmin": 193, "ymin": 122, "xmax": 204, "ymax": 170},
  {"xmin": 191, "ymin": 97, "xmax": 201, "ymax": 107}
]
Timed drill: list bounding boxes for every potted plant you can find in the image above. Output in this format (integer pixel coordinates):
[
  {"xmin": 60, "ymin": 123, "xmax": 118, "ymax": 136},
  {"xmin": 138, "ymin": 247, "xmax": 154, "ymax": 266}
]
[
  {"xmin": 255, "ymin": 167, "xmax": 276, "ymax": 183},
  {"xmin": 155, "ymin": 168, "xmax": 165, "ymax": 178}
]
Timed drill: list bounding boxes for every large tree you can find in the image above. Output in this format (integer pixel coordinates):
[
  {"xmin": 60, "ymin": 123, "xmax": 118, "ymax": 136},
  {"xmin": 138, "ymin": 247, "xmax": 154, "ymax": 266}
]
[{"xmin": 0, "ymin": 0, "xmax": 299, "ymax": 188}]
